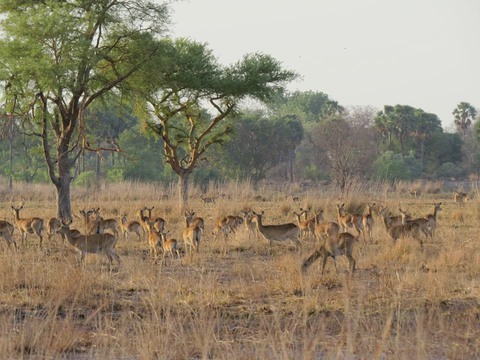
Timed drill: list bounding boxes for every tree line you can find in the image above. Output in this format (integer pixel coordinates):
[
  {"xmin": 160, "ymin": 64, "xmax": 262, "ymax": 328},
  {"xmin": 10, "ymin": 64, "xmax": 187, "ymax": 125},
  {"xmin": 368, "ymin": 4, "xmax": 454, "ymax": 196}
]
[{"xmin": 0, "ymin": 1, "xmax": 477, "ymax": 219}]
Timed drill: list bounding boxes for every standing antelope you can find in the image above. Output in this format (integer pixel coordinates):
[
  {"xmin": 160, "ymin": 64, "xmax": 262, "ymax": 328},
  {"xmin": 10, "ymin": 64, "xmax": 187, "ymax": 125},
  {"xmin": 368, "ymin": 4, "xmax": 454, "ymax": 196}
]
[
  {"xmin": 11, "ymin": 204, "xmax": 44, "ymax": 248},
  {"xmin": 58, "ymin": 221, "xmax": 120, "ymax": 267},
  {"xmin": 185, "ymin": 209, "xmax": 205, "ymax": 233},
  {"xmin": 336, "ymin": 204, "xmax": 363, "ymax": 237},
  {"xmin": 241, "ymin": 210, "xmax": 257, "ymax": 238},
  {"xmin": 361, "ymin": 203, "xmax": 375, "ymax": 242},
  {"xmin": 91, "ymin": 209, "xmax": 119, "ymax": 237},
  {"xmin": 47, "ymin": 217, "xmax": 62, "ymax": 241},
  {"xmin": 213, "ymin": 215, "xmax": 243, "ymax": 240},
  {"xmin": 413, "ymin": 202, "xmax": 442, "ymax": 239},
  {"xmin": 314, "ymin": 210, "xmax": 340, "ymax": 240},
  {"xmin": 146, "ymin": 221, "xmax": 162, "ymax": 260},
  {"xmin": 293, "ymin": 208, "xmax": 315, "ymax": 240},
  {"xmin": 0, "ymin": 220, "xmax": 16, "ymax": 248},
  {"xmin": 302, "ymin": 232, "xmax": 357, "ymax": 274},
  {"xmin": 142, "ymin": 206, "xmax": 166, "ymax": 233},
  {"xmin": 250, "ymin": 211, "xmax": 300, "ymax": 250},
  {"xmin": 453, "ymin": 191, "xmax": 468, "ymax": 207},
  {"xmin": 119, "ymin": 214, "xmax": 142, "ymax": 241},
  {"xmin": 427, "ymin": 202, "xmax": 442, "ymax": 236},
  {"xmin": 182, "ymin": 223, "xmax": 202, "ymax": 256},
  {"xmin": 380, "ymin": 208, "xmax": 422, "ymax": 244},
  {"xmin": 159, "ymin": 230, "xmax": 180, "ymax": 264},
  {"xmin": 79, "ymin": 208, "xmax": 102, "ymax": 235}
]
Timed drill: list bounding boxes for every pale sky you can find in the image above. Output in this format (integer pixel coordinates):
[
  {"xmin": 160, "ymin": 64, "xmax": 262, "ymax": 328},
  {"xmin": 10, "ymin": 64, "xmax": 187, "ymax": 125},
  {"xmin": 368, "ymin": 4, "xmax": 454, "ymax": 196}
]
[{"xmin": 170, "ymin": 0, "xmax": 479, "ymax": 129}]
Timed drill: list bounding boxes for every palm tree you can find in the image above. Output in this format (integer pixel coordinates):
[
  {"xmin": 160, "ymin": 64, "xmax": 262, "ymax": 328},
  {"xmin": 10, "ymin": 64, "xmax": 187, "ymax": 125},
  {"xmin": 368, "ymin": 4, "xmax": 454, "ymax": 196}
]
[{"xmin": 453, "ymin": 102, "xmax": 477, "ymax": 138}]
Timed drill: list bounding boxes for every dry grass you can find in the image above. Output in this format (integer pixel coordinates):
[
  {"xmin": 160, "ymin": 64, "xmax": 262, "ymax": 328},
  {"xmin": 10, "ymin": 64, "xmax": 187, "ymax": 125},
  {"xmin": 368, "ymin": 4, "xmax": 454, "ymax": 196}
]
[{"xmin": 0, "ymin": 180, "xmax": 478, "ymax": 359}]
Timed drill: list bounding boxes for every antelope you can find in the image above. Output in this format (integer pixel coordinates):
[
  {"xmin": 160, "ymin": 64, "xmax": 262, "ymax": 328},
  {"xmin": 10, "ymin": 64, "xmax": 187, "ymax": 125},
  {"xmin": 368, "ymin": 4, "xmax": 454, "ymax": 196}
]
[
  {"xmin": 453, "ymin": 191, "xmax": 468, "ymax": 207},
  {"xmin": 142, "ymin": 206, "xmax": 166, "ymax": 233},
  {"xmin": 378, "ymin": 205, "xmax": 411, "ymax": 229},
  {"xmin": 314, "ymin": 210, "xmax": 340, "ymax": 240},
  {"xmin": 381, "ymin": 208, "xmax": 422, "ymax": 244},
  {"xmin": 159, "ymin": 230, "xmax": 180, "ymax": 262},
  {"xmin": 336, "ymin": 204, "xmax": 363, "ymax": 237},
  {"xmin": 146, "ymin": 221, "xmax": 162, "ymax": 259},
  {"xmin": 0, "ymin": 220, "xmax": 16, "ymax": 248},
  {"xmin": 427, "ymin": 202, "xmax": 443, "ymax": 237},
  {"xmin": 47, "ymin": 217, "xmax": 62, "ymax": 241},
  {"xmin": 119, "ymin": 214, "xmax": 142, "ymax": 241},
  {"xmin": 213, "ymin": 215, "xmax": 243, "ymax": 240},
  {"xmin": 91, "ymin": 208, "xmax": 119, "ymax": 237},
  {"xmin": 293, "ymin": 208, "xmax": 315, "ymax": 240},
  {"xmin": 416, "ymin": 202, "xmax": 442, "ymax": 238},
  {"xmin": 182, "ymin": 223, "xmax": 202, "ymax": 256},
  {"xmin": 361, "ymin": 203, "xmax": 375, "ymax": 242},
  {"xmin": 302, "ymin": 232, "xmax": 357, "ymax": 274},
  {"xmin": 184, "ymin": 209, "xmax": 205, "ymax": 233},
  {"xmin": 138, "ymin": 208, "xmax": 151, "ymax": 237},
  {"xmin": 250, "ymin": 211, "xmax": 300, "ymax": 250},
  {"xmin": 11, "ymin": 204, "xmax": 44, "ymax": 248},
  {"xmin": 241, "ymin": 210, "xmax": 257, "ymax": 238},
  {"xmin": 79, "ymin": 208, "xmax": 102, "ymax": 235},
  {"xmin": 58, "ymin": 221, "xmax": 120, "ymax": 267}
]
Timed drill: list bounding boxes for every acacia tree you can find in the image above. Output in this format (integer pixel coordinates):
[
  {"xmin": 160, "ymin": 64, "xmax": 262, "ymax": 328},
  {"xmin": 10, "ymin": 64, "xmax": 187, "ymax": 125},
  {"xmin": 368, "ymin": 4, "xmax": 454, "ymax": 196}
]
[
  {"xmin": 0, "ymin": 0, "xmax": 169, "ymax": 220},
  {"xmin": 131, "ymin": 38, "xmax": 297, "ymax": 206}
]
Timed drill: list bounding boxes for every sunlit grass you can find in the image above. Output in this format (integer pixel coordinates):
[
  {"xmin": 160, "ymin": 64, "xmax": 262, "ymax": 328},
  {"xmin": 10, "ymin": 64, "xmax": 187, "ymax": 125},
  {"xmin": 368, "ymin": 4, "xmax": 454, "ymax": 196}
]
[{"xmin": 0, "ymin": 180, "xmax": 477, "ymax": 358}]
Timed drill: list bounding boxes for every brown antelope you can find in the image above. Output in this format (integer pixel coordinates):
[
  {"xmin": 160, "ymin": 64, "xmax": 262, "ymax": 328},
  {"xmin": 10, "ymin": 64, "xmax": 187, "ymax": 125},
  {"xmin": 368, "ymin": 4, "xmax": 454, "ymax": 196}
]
[
  {"xmin": 11, "ymin": 204, "xmax": 44, "ymax": 248},
  {"xmin": 419, "ymin": 202, "xmax": 442, "ymax": 238},
  {"xmin": 241, "ymin": 210, "xmax": 257, "ymax": 238},
  {"xmin": 336, "ymin": 204, "xmax": 363, "ymax": 237},
  {"xmin": 79, "ymin": 208, "xmax": 102, "ymax": 235},
  {"xmin": 91, "ymin": 208, "xmax": 119, "ymax": 237},
  {"xmin": 58, "ymin": 221, "xmax": 120, "ymax": 266},
  {"xmin": 302, "ymin": 232, "xmax": 357, "ymax": 274},
  {"xmin": 406, "ymin": 202, "xmax": 442, "ymax": 238},
  {"xmin": 453, "ymin": 191, "xmax": 468, "ymax": 207},
  {"xmin": 250, "ymin": 211, "xmax": 300, "ymax": 250},
  {"xmin": 159, "ymin": 230, "xmax": 180, "ymax": 262},
  {"xmin": 182, "ymin": 223, "xmax": 202, "ymax": 256},
  {"xmin": 381, "ymin": 208, "xmax": 422, "ymax": 244},
  {"xmin": 185, "ymin": 209, "xmax": 205, "ymax": 233},
  {"xmin": 0, "ymin": 220, "xmax": 16, "ymax": 248},
  {"xmin": 293, "ymin": 208, "xmax": 315, "ymax": 240},
  {"xmin": 138, "ymin": 208, "xmax": 150, "ymax": 237},
  {"xmin": 213, "ymin": 215, "xmax": 243, "ymax": 241},
  {"xmin": 119, "ymin": 214, "xmax": 142, "ymax": 241},
  {"xmin": 146, "ymin": 221, "xmax": 162, "ymax": 259},
  {"xmin": 47, "ymin": 217, "xmax": 62, "ymax": 241},
  {"xmin": 314, "ymin": 210, "xmax": 340, "ymax": 240},
  {"xmin": 142, "ymin": 206, "xmax": 166, "ymax": 233},
  {"xmin": 361, "ymin": 203, "xmax": 375, "ymax": 242},
  {"xmin": 378, "ymin": 205, "xmax": 411, "ymax": 228}
]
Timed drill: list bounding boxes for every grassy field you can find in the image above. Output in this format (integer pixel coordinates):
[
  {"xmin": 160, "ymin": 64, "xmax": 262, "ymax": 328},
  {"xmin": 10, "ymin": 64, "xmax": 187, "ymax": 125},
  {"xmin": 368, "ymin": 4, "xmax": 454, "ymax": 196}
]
[{"xmin": 0, "ymin": 180, "xmax": 478, "ymax": 359}]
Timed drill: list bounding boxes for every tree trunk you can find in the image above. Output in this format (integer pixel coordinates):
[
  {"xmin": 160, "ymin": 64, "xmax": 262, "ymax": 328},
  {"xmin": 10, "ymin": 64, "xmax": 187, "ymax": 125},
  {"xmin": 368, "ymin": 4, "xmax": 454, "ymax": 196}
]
[
  {"xmin": 178, "ymin": 170, "xmax": 190, "ymax": 210},
  {"xmin": 55, "ymin": 176, "xmax": 72, "ymax": 222}
]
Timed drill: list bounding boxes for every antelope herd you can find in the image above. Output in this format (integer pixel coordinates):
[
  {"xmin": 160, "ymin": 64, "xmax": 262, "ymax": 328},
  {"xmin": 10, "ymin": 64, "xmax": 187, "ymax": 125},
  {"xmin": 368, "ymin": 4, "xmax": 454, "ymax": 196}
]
[{"xmin": 0, "ymin": 191, "xmax": 466, "ymax": 273}]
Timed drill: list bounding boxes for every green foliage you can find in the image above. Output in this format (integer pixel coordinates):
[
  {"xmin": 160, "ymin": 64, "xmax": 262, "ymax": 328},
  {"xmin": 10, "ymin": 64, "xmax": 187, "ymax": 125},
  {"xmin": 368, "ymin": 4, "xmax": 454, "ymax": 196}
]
[
  {"xmin": 215, "ymin": 111, "xmax": 304, "ymax": 182},
  {"xmin": 453, "ymin": 102, "xmax": 477, "ymax": 136},
  {"xmin": 107, "ymin": 168, "xmax": 124, "ymax": 183},
  {"xmin": 373, "ymin": 151, "xmax": 423, "ymax": 181},
  {"xmin": 73, "ymin": 171, "xmax": 96, "ymax": 188},
  {"xmin": 268, "ymin": 90, "xmax": 342, "ymax": 124},
  {"xmin": 435, "ymin": 162, "xmax": 466, "ymax": 179}
]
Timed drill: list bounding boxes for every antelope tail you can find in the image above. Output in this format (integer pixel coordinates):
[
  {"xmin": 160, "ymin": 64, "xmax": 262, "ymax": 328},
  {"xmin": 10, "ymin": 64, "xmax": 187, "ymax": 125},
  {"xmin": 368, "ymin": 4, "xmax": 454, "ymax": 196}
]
[{"xmin": 302, "ymin": 249, "xmax": 322, "ymax": 272}]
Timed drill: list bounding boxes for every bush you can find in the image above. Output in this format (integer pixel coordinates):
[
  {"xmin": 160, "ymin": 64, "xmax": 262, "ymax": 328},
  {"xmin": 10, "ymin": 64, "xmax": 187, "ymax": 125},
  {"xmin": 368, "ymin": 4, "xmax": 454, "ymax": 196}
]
[
  {"xmin": 373, "ymin": 151, "xmax": 422, "ymax": 181},
  {"xmin": 73, "ymin": 171, "xmax": 96, "ymax": 188}
]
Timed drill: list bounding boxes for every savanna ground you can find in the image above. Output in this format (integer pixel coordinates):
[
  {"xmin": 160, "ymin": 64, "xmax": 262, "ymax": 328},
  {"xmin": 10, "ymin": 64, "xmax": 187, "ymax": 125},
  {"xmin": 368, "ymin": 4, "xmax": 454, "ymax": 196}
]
[{"xmin": 0, "ymin": 179, "xmax": 478, "ymax": 359}]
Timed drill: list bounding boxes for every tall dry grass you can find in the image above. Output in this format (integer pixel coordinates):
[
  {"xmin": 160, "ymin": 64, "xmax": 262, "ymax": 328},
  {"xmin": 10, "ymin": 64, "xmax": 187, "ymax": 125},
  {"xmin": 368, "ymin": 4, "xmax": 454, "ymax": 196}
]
[{"xmin": 0, "ymin": 180, "xmax": 478, "ymax": 359}]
